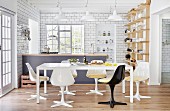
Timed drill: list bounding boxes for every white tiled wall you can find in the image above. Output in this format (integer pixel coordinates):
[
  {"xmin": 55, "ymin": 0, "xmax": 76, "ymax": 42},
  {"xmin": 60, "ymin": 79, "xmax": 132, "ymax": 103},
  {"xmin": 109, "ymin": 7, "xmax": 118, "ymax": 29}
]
[
  {"xmin": 40, "ymin": 12, "xmax": 128, "ymax": 63},
  {"xmin": 162, "ymin": 19, "xmax": 170, "ymax": 83},
  {"xmin": 17, "ymin": 0, "xmax": 40, "ymax": 87}
]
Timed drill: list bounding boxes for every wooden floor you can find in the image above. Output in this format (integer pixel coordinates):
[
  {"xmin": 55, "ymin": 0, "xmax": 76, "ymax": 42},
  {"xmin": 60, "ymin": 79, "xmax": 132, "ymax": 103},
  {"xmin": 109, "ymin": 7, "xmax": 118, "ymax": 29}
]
[{"xmin": 0, "ymin": 83, "xmax": 170, "ymax": 111}]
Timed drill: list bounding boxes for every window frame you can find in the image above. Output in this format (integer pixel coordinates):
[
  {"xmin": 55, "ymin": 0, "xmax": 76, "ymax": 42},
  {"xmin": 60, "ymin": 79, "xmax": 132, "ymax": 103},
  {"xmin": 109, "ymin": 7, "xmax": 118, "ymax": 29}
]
[{"xmin": 46, "ymin": 24, "xmax": 84, "ymax": 54}]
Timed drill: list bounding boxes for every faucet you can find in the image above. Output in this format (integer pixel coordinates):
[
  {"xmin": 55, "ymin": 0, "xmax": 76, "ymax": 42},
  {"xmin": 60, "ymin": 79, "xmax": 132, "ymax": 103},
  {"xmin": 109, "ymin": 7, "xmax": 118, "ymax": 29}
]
[{"xmin": 91, "ymin": 43, "xmax": 95, "ymax": 54}]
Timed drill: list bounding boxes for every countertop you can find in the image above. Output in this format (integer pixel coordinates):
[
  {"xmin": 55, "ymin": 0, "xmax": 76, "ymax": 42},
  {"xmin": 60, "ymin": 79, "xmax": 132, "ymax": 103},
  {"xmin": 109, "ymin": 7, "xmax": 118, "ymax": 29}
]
[{"xmin": 21, "ymin": 53, "xmax": 108, "ymax": 57}]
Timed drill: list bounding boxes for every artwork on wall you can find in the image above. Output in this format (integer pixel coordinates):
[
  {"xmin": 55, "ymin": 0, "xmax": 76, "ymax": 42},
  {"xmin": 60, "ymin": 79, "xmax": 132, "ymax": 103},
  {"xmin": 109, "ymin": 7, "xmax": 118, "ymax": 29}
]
[{"xmin": 18, "ymin": 25, "xmax": 31, "ymax": 41}]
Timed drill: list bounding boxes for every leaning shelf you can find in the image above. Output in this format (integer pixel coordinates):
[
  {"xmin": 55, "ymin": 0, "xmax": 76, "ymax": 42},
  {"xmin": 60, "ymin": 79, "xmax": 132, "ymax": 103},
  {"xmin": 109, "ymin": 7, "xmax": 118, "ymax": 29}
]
[{"xmin": 124, "ymin": 0, "xmax": 150, "ymax": 67}]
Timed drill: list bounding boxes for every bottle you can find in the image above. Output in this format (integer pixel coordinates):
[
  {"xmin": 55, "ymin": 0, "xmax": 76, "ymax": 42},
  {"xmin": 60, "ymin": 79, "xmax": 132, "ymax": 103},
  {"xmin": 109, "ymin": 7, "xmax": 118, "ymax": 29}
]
[
  {"xmin": 105, "ymin": 40, "xmax": 108, "ymax": 44},
  {"xmin": 108, "ymin": 31, "xmax": 110, "ymax": 36},
  {"xmin": 103, "ymin": 31, "xmax": 106, "ymax": 36},
  {"xmin": 83, "ymin": 56, "xmax": 86, "ymax": 63}
]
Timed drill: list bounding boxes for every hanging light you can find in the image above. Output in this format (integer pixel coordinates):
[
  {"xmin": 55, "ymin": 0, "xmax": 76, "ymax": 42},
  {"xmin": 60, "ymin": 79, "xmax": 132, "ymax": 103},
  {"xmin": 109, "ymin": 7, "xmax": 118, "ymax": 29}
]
[
  {"xmin": 54, "ymin": 0, "xmax": 68, "ymax": 21},
  {"xmin": 81, "ymin": 11, "xmax": 95, "ymax": 21},
  {"xmin": 81, "ymin": 0, "xmax": 95, "ymax": 21},
  {"xmin": 108, "ymin": 0, "xmax": 122, "ymax": 21}
]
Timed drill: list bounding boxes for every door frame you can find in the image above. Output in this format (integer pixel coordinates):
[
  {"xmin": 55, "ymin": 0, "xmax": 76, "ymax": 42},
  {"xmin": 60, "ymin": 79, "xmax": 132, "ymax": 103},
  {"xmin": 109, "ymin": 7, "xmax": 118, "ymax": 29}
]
[
  {"xmin": 0, "ymin": 7, "xmax": 17, "ymax": 97},
  {"xmin": 159, "ymin": 14, "xmax": 170, "ymax": 84}
]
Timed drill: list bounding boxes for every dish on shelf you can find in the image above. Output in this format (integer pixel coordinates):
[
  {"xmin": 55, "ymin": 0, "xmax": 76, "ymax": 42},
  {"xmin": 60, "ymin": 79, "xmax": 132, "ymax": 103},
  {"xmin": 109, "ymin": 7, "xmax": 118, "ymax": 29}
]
[{"xmin": 77, "ymin": 63, "xmax": 86, "ymax": 66}]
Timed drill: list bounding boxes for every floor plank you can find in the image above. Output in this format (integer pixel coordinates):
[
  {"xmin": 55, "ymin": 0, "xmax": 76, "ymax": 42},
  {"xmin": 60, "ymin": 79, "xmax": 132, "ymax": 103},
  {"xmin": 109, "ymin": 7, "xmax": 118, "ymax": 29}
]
[{"xmin": 0, "ymin": 83, "xmax": 170, "ymax": 111}]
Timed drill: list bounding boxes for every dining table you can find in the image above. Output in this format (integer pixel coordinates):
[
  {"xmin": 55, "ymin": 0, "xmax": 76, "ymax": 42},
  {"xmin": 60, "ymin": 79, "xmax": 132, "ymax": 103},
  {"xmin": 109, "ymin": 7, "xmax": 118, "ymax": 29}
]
[{"xmin": 36, "ymin": 63, "xmax": 133, "ymax": 104}]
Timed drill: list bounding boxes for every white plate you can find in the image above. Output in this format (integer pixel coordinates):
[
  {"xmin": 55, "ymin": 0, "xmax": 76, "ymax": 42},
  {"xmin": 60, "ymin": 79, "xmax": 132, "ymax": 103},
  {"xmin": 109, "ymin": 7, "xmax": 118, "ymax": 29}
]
[{"xmin": 77, "ymin": 63, "xmax": 86, "ymax": 66}]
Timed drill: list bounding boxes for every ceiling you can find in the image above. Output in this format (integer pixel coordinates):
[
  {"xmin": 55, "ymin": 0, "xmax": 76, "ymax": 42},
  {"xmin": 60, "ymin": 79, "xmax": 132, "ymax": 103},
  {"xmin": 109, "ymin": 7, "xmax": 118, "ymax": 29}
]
[{"xmin": 28, "ymin": 0, "xmax": 145, "ymax": 13}]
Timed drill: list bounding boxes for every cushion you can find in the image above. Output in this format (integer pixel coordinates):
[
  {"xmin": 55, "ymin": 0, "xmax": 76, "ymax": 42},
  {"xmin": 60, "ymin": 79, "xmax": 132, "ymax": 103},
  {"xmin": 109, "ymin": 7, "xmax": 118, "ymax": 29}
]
[
  {"xmin": 125, "ymin": 76, "xmax": 148, "ymax": 82},
  {"xmin": 86, "ymin": 74, "xmax": 106, "ymax": 78}
]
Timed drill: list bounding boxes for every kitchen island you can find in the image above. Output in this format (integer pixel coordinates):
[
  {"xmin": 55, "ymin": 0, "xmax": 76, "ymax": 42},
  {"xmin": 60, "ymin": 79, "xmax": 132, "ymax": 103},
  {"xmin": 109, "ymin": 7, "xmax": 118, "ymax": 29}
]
[{"xmin": 22, "ymin": 53, "xmax": 108, "ymax": 84}]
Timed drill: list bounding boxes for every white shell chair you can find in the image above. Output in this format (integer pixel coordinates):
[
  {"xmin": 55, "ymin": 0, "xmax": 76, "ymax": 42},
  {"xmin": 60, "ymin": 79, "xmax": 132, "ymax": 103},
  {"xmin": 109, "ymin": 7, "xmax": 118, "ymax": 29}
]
[
  {"xmin": 86, "ymin": 70, "xmax": 107, "ymax": 95},
  {"xmin": 125, "ymin": 62, "xmax": 151, "ymax": 101},
  {"xmin": 25, "ymin": 63, "xmax": 49, "ymax": 100},
  {"xmin": 50, "ymin": 67, "xmax": 75, "ymax": 108},
  {"xmin": 59, "ymin": 60, "xmax": 77, "ymax": 96}
]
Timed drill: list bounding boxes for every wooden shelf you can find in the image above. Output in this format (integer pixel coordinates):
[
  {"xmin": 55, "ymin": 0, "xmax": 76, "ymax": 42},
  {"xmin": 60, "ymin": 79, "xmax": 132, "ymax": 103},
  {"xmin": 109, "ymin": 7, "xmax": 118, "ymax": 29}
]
[
  {"xmin": 124, "ymin": 60, "xmax": 137, "ymax": 66},
  {"xmin": 125, "ymin": 41, "xmax": 149, "ymax": 44},
  {"xmin": 127, "ymin": 51, "xmax": 149, "ymax": 55},
  {"xmin": 124, "ymin": 0, "xmax": 150, "ymax": 67},
  {"xmin": 125, "ymin": 17, "xmax": 150, "ymax": 26},
  {"xmin": 136, "ymin": 4, "xmax": 150, "ymax": 11},
  {"xmin": 125, "ymin": 29, "xmax": 150, "ymax": 35},
  {"xmin": 125, "ymin": 10, "xmax": 137, "ymax": 17}
]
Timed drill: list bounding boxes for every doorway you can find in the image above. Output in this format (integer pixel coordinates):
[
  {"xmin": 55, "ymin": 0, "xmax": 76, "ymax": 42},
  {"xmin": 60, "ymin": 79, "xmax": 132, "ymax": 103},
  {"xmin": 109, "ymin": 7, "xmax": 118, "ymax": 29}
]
[{"xmin": 161, "ymin": 19, "xmax": 170, "ymax": 83}]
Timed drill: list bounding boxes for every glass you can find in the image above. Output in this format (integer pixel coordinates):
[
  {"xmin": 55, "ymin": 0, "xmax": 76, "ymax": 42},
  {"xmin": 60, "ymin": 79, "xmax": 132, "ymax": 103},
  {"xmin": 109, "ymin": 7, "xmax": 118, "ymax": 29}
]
[
  {"xmin": 46, "ymin": 25, "xmax": 53, "ymax": 31},
  {"xmin": 60, "ymin": 25, "xmax": 71, "ymax": 30},
  {"xmin": 7, "ymin": 17, "xmax": 11, "ymax": 27},
  {"xmin": 60, "ymin": 32, "xmax": 70, "ymax": 38}
]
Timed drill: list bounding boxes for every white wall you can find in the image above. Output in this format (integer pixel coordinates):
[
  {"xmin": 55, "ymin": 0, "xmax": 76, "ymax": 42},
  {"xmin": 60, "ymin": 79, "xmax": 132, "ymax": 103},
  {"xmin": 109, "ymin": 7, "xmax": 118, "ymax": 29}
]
[
  {"xmin": 17, "ymin": 0, "xmax": 40, "ymax": 88},
  {"xmin": 29, "ymin": 19, "xmax": 40, "ymax": 54},
  {"xmin": 0, "ymin": 0, "xmax": 17, "ymax": 12},
  {"xmin": 150, "ymin": 0, "xmax": 170, "ymax": 85},
  {"xmin": 151, "ymin": 0, "xmax": 170, "ymax": 14}
]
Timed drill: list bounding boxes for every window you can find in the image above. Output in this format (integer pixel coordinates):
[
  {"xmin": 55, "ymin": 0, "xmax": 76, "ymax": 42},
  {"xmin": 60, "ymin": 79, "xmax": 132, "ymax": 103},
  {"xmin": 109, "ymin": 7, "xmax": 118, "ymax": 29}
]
[{"xmin": 46, "ymin": 25, "xmax": 84, "ymax": 53}]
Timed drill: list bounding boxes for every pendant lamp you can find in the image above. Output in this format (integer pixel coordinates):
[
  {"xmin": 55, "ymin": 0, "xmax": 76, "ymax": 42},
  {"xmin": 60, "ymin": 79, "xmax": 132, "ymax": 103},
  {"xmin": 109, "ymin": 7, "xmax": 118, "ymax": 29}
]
[
  {"xmin": 81, "ymin": 0, "xmax": 95, "ymax": 21},
  {"xmin": 54, "ymin": 0, "xmax": 68, "ymax": 21},
  {"xmin": 108, "ymin": 0, "xmax": 122, "ymax": 21}
]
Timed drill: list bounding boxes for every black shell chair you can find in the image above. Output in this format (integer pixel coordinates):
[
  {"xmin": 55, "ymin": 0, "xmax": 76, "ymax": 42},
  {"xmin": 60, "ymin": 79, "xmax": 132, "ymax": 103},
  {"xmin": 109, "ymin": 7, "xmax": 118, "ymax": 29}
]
[{"xmin": 98, "ymin": 65, "xmax": 127, "ymax": 108}]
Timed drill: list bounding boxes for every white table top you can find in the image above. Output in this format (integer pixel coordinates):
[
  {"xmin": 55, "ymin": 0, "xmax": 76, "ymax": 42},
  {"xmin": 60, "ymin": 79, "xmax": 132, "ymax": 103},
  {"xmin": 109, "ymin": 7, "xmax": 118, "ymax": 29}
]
[{"xmin": 37, "ymin": 63, "xmax": 132, "ymax": 70}]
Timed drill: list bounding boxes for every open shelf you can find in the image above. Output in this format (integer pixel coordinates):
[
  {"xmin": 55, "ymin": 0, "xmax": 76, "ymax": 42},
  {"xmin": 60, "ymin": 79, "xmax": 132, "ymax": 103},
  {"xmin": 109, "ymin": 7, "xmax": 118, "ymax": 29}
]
[
  {"xmin": 125, "ymin": 41, "xmax": 149, "ymax": 44},
  {"xmin": 125, "ymin": 29, "xmax": 150, "ymax": 35},
  {"xmin": 124, "ymin": 60, "xmax": 137, "ymax": 66},
  {"xmin": 127, "ymin": 51, "xmax": 149, "ymax": 55},
  {"xmin": 124, "ymin": 0, "xmax": 150, "ymax": 68},
  {"xmin": 125, "ymin": 10, "xmax": 137, "ymax": 17},
  {"xmin": 136, "ymin": 4, "xmax": 150, "ymax": 11},
  {"xmin": 125, "ymin": 17, "xmax": 150, "ymax": 26}
]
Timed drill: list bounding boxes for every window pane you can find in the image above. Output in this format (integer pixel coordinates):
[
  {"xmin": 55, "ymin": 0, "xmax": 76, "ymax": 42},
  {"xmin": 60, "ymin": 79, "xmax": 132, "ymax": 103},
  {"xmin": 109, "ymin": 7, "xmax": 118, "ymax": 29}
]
[
  {"xmin": 60, "ymin": 25, "xmax": 71, "ymax": 30},
  {"xmin": 60, "ymin": 38, "xmax": 65, "ymax": 46},
  {"xmin": 65, "ymin": 38, "xmax": 71, "ymax": 47},
  {"xmin": 66, "ymin": 48, "xmax": 71, "ymax": 53},
  {"xmin": 60, "ymin": 32, "xmax": 70, "ymax": 38},
  {"xmin": 8, "ymin": 28, "xmax": 11, "ymax": 38},
  {"xmin": 2, "ymin": 15, "xmax": 5, "ymax": 26},
  {"xmin": 72, "ymin": 25, "xmax": 84, "ymax": 53},
  {"xmin": 52, "ymin": 25, "xmax": 58, "ymax": 31},
  {"xmin": 47, "ymin": 40, "xmax": 53, "ymax": 45},
  {"xmin": 3, "ymin": 75, "xmax": 6, "ymax": 86},
  {"xmin": 2, "ymin": 27, "xmax": 5, "ymax": 38},
  {"xmin": 53, "ymin": 40, "xmax": 58, "ymax": 44},
  {"xmin": 53, "ymin": 31, "xmax": 58, "ymax": 37},
  {"xmin": 5, "ymin": 16, "xmax": 8, "ymax": 27},
  {"xmin": 46, "ymin": 25, "xmax": 53, "ymax": 31},
  {"xmin": 7, "ymin": 17, "xmax": 11, "ymax": 27}
]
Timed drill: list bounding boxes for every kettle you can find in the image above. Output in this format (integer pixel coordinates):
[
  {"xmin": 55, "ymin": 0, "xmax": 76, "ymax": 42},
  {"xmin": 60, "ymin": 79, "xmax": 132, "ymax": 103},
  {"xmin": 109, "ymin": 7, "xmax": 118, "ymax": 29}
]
[{"xmin": 44, "ymin": 45, "xmax": 50, "ymax": 53}]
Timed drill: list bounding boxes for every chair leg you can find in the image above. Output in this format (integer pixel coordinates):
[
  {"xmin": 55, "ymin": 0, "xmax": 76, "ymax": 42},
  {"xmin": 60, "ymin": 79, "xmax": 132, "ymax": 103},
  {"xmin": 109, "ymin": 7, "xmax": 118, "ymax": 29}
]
[
  {"xmin": 86, "ymin": 78, "xmax": 106, "ymax": 95},
  {"xmin": 98, "ymin": 84, "xmax": 127, "ymax": 108},
  {"xmin": 125, "ymin": 82, "xmax": 151, "ymax": 101},
  {"xmin": 51, "ymin": 86, "xmax": 73, "ymax": 108},
  {"xmin": 27, "ymin": 81, "xmax": 47, "ymax": 100},
  {"xmin": 58, "ymin": 86, "xmax": 76, "ymax": 96}
]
